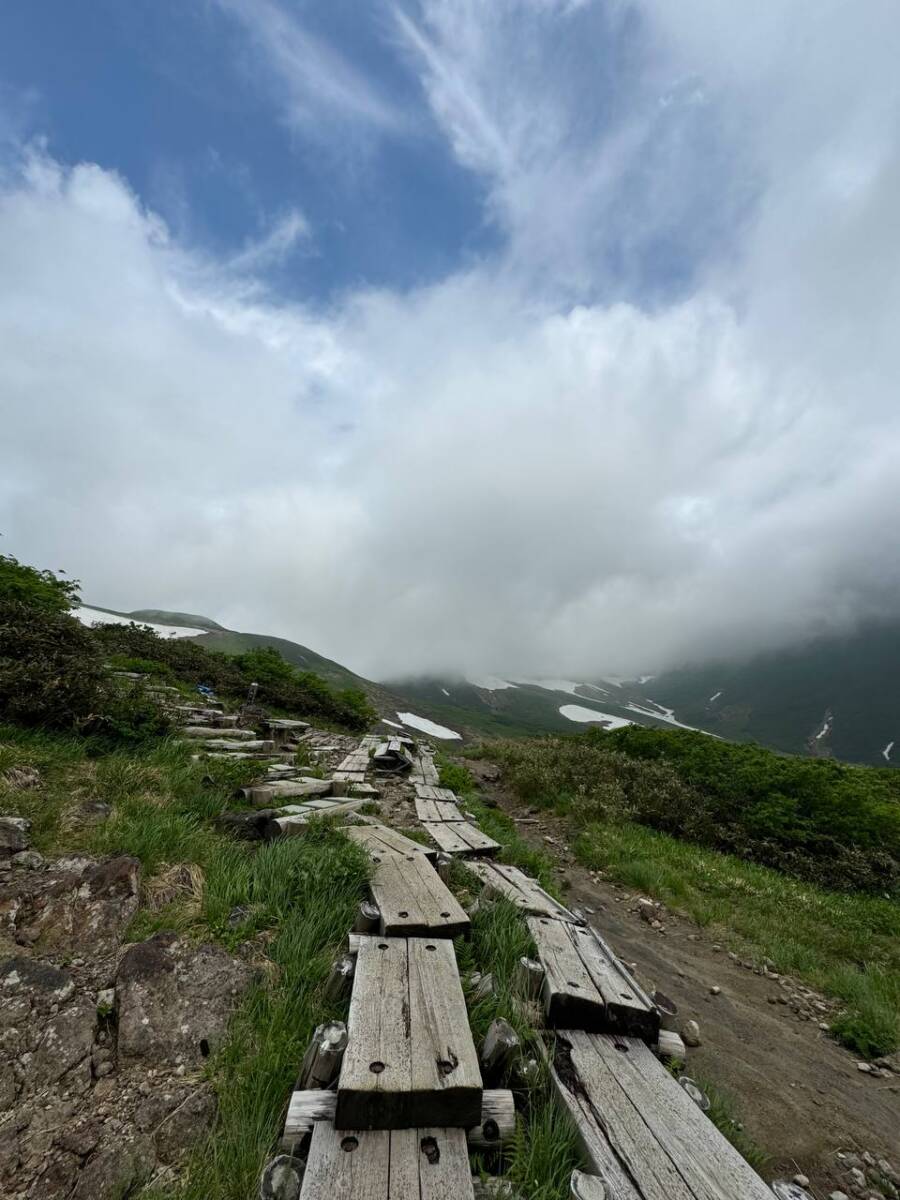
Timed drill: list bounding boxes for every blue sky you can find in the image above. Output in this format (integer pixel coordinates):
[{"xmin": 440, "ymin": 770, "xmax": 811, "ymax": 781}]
[
  {"xmin": 2, "ymin": 1, "xmax": 900, "ymax": 678},
  {"xmin": 0, "ymin": 1, "xmax": 498, "ymax": 300}
]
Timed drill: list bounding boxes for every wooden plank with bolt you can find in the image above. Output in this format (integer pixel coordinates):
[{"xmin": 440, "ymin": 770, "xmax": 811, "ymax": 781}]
[
  {"xmin": 368, "ymin": 851, "xmax": 469, "ymax": 938},
  {"xmin": 345, "ymin": 822, "xmax": 437, "ymax": 863},
  {"xmin": 335, "ymin": 935, "xmax": 482, "ymax": 1131},
  {"xmin": 466, "ymin": 861, "xmax": 583, "ymax": 923},
  {"xmin": 422, "ymin": 821, "xmax": 500, "ymax": 858}
]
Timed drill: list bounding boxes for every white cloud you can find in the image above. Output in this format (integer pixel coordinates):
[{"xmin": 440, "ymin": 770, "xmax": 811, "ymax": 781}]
[{"xmin": 3, "ymin": 2, "xmax": 900, "ymax": 682}]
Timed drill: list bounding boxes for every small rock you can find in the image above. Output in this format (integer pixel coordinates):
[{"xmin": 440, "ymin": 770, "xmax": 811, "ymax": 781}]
[
  {"xmin": 794, "ymin": 1175, "xmax": 810, "ymax": 1188},
  {"xmin": 857, "ymin": 1062, "xmax": 873, "ymax": 1073},
  {"xmin": 637, "ymin": 899, "xmax": 656, "ymax": 923},
  {"xmin": 681, "ymin": 1020, "xmax": 701, "ymax": 1047},
  {"xmin": 849, "ymin": 1167, "xmax": 866, "ymax": 1188},
  {"xmin": 11, "ymin": 850, "xmax": 44, "ymax": 870},
  {"xmin": 830, "ymin": 1193, "xmax": 849, "ymax": 1200},
  {"xmin": 710, "ymin": 986, "xmax": 721, "ymax": 996}
]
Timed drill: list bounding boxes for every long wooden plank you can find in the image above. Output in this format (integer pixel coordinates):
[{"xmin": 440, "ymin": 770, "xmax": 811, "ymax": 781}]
[
  {"xmin": 415, "ymin": 797, "xmax": 464, "ymax": 823},
  {"xmin": 528, "ymin": 919, "xmax": 658, "ymax": 1039},
  {"xmin": 369, "ymin": 852, "xmax": 469, "ymax": 938},
  {"xmin": 410, "ymin": 755, "xmax": 440, "ymax": 785},
  {"xmin": 345, "ymin": 822, "xmax": 437, "ymax": 863},
  {"xmin": 423, "ymin": 821, "xmax": 500, "ymax": 858},
  {"xmin": 551, "ymin": 1032, "xmax": 773, "ymax": 1200},
  {"xmin": 466, "ymin": 860, "xmax": 582, "ymax": 923},
  {"xmin": 336, "ymin": 936, "xmax": 481, "ymax": 1131}
]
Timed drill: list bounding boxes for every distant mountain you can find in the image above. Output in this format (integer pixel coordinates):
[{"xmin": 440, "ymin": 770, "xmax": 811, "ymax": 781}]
[
  {"xmin": 645, "ymin": 621, "xmax": 900, "ymax": 767},
  {"xmin": 127, "ymin": 609, "xmax": 226, "ymax": 632},
  {"xmin": 79, "ymin": 602, "xmax": 900, "ymax": 763}
]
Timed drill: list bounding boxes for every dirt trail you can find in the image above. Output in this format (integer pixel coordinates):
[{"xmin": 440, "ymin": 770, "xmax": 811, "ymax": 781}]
[{"xmin": 467, "ymin": 764, "xmax": 900, "ymax": 1196}]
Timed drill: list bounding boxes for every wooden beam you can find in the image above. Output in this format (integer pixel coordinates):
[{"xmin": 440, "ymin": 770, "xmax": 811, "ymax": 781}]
[
  {"xmin": 423, "ymin": 821, "xmax": 500, "ymax": 858},
  {"xmin": 345, "ymin": 822, "xmax": 437, "ymax": 863},
  {"xmin": 336, "ymin": 935, "xmax": 482, "ymax": 1131},
  {"xmin": 548, "ymin": 1031, "xmax": 773, "ymax": 1200},
  {"xmin": 527, "ymin": 918, "xmax": 658, "ymax": 1040},
  {"xmin": 368, "ymin": 852, "xmax": 470, "ymax": 939},
  {"xmin": 285, "ymin": 1088, "xmax": 515, "ymax": 1151},
  {"xmin": 299, "ymin": 1122, "xmax": 475, "ymax": 1199},
  {"xmin": 415, "ymin": 797, "xmax": 464, "ymax": 823},
  {"xmin": 466, "ymin": 861, "xmax": 582, "ymax": 923}
]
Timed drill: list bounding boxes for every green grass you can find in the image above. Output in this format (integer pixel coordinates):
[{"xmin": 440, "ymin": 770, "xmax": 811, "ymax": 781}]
[
  {"xmin": 437, "ymin": 755, "xmax": 559, "ymax": 893},
  {"xmin": 454, "ymin": 893, "xmax": 580, "ymax": 1200},
  {"xmin": 577, "ymin": 820, "xmax": 900, "ymax": 1057}
]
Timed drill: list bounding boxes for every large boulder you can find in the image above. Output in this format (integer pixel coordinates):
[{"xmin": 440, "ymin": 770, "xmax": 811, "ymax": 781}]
[{"xmin": 116, "ymin": 933, "xmax": 255, "ymax": 1068}]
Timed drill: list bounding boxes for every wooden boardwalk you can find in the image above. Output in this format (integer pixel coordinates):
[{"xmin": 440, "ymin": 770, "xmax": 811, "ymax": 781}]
[
  {"xmin": 336, "ymin": 935, "xmax": 481, "ymax": 1131},
  {"xmin": 466, "ymin": 859, "xmax": 583, "ymax": 922},
  {"xmin": 368, "ymin": 852, "xmax": 469, "ymax": 938},
  {"xmin": 549, "ymin": 1031, "xmax": 774, "ymax": 1200}
]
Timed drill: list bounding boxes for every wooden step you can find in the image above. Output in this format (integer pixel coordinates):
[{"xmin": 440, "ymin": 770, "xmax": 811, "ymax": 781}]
[
  {"xmin": 368, "ymin": 851, "xmax": 469, "ymax": 938},
  {"xmin": 409, "ymin": 755, "xmax": 439, "ymax": 786},
  {"xmin": 423, "ymin": 821, "xmax": 500, "ymax": 858},
  {"xmin": 548, "ymin": 1031, "xmax": 773, "ymax": 1200},
  {"xmin": 345, "ymin": 822, "xmax": 437, "ymax": 863},
  {"xmin": 527, "ymin": 917, "xmax": 659, "ymax": 1039},
  {"xmin": 466, "ymin": 861, "xmax": 582, "ymax": 923},
  {"xmin": 336, "ymin": 935, "xmax": 482, "ymax": 1131},
  {"xmin": 284, "ymin": 1088, "xmax": 515, "ymax": 1153},
  {"xmin": 415, "ymin": 796, "xmax": 464, "ymax": 823},
  {"xmin": 299, "ymin": 1122, "xmax": 475, "ymax": 1199},
  {"xmin": 414, "ymin": 784, "xmax": 460, "ymax": 803}
]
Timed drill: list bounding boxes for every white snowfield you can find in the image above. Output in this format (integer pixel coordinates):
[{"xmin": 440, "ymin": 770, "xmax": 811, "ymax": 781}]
[
  {"xmin": 396, "ymin": 712, "xmax": 461, "ymax": 740},
  {"xmin": 625, "ymin": 700, "xmax": 698, "ymax": 731},
  {"xmin": 467, "ymin": 676, "xmax": 517, "ymax": 691},
  {"xmin": 516, "ymin": 677, "xmax": 588, "ymax": 697},
  {"xmin": 74, "ymin": 606, "xmax": 206, "ymax": 639},
  {"xmin": 558, "ymin": 704, "xmax": 632, "ymax": 729}
]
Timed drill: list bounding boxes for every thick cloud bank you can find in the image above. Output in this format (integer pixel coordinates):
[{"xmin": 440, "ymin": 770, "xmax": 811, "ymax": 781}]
[{"xmin": 2, "ymin": 1, "xmax": 900, "ymax": 679}]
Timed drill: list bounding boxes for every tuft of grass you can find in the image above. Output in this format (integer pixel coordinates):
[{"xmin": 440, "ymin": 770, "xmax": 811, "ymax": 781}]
[
  {"xmin": 576, "ymin": 820, "xmax": 900, "ymax": 1057},
  {"xmin": 689, "ymin": 1072, "xmax": 770, "ymax": 1172}
]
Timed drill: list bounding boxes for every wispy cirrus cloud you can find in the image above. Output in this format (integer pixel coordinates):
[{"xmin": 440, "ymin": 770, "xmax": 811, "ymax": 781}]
[{"xmin": 215, "ymin": 0, "xmax": 413, "ymax": 139}]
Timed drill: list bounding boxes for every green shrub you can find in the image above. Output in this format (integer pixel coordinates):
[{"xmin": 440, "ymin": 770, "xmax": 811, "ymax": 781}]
[
  {"xmin": 0, "ymin": 553, "xmax": 80, "ymax": 613},
  {"xmin": 482, "ymin": 729, "xmax": 900, "ymax": 894}
]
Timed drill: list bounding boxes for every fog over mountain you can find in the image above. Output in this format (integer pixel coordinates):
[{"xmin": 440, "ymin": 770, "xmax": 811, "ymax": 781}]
[{"xmin": 2, "ymin": 1, "xmax": 900, "ymax": 680}]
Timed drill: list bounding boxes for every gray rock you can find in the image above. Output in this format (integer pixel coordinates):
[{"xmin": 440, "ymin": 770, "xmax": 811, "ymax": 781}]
[
  {"xmin": 71, "ymin": 1133, "xmax": 155, "ymax": 1200},
  {"xmin": 11, "ymin": 851, "xmax": 44, "ymax": 870},
  {"xmin": 260, "ymin": 1154, "xmax": 305, "ymax": 1200},
  {"xmin": 830, "ymin": 1193, "xmax": 849, "ymax": 1200},
  {"xmin": 117, "ymin": 932, "xmax": 254, "ymax": 1067},
  {"xmin": 154, "ymin": 1088, "xmax": 216, "ymax": 1164},
  {"xmin": 28, "ymin": 1003, "xmax": 96, "ymax": 1091},
  {"xmin": 681, "ymin": 1019, "xmax": 701, "ymax": 1047},
  {"xmin": 0, "ymin": 816, "xmax": 31, "ymax": 854}
]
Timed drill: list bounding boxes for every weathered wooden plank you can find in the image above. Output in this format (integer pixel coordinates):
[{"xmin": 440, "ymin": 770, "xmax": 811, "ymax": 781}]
[
  {"xmin": 243, "ymin": 778, "xmax": 332, "ymax": 805},
  {"xmin": 299, "ymin": 1122, "xmax": 475, "ymax": 1199},
  {"xmin": 466, "ymin": 861, "xmax": 582, "ymax": 923},
  {"xmin": 368, "ymin": 852, "xmax": 469, "ymax": 938},
  {"xmin": 345, "ymin": 822, "xmax": 437, "ymax": 863},
  {"xmin": 271, "ymin": 799, "xmax": 366, "ymax": 837},
  {"xmin": 285, "ymin": 1089, "xmax": 514, "ymax": 1151},
  {"xmin": 410, "ymin": 755, "xmax": 440, "ymax": 785},
  {"xmin": 336, "ymin": 936, "xmax": 481, "ymax": 1131},
  {"xmin": 179, "ymin": 725, "xmax": 260, "ymax": 739},
  {"xmin": 549, "ymin": 1031, "xmax": 773, "ymax": 1200},
  {"xmin": 423, "ymin": 821, "xmax": 500, "ymax": 858},
  {"xmin": 299, "ymin": 1121, "xmax": 390, "ymax": 1198},
  {"xmin": 414, "ymin": 784, "xmax": 460, "ymax": 803},
  {"xmin": 528, "ymin": 919, "xmax": 658, "ymax": 1039},
  {"xmin": 415, "ymin": 797, "xmax": 464, "ymax": 822}
]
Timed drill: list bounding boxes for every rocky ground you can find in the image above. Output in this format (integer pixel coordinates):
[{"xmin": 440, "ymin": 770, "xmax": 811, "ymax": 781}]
[
  {"xmin": 0, "ymin": 816, "xmax": 256, "ymax": 1200},
  {"xmin": 461, "ymin": 759, "xmax": 900, "ymax": 1200}
]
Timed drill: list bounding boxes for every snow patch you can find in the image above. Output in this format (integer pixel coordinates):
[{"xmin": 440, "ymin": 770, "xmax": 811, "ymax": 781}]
[
  {"xmin": 381, "ymin": 718, "xmax": 405, "ymax": 728},
  {"xmin": 558, "ymin": 705, "xmax": 633, "ymax": 730},
  {"xmin": 397, "ymin": 712, "xmax": 461, "ymax": 740},
  {"xmin": 516, "ymin": 678, "xmax": 587, "ymax": 697},
  {"xmin": 625, "ymin": 700, "xmax": 698, "ymax": 731},
  {"xmin": 709, "ymin": 691, "xmax": 723, "ymax": 703},
  {"xmin": 814, "ymin": 716, "xmax": 832, "ymax": 740},
  {"xmin": 441, "ymin": 688, "xmax": 450, "ymax": 697},
  {"xmin": 882, "ymin": 741, "xmax": 894, "ymax": 762},
  {"xmin": 467, "ymin": 676, "xmax": 517, "ymax": 691},
  {"xmin": 74, "ymin": 606, "xmax": 206, "ymax": 638}
]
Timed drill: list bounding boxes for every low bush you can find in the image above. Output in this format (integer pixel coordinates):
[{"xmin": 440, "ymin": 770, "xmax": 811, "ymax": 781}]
[{"xmin": 481, "ymin": 729, "xmax": 900, "ymax": 894}]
